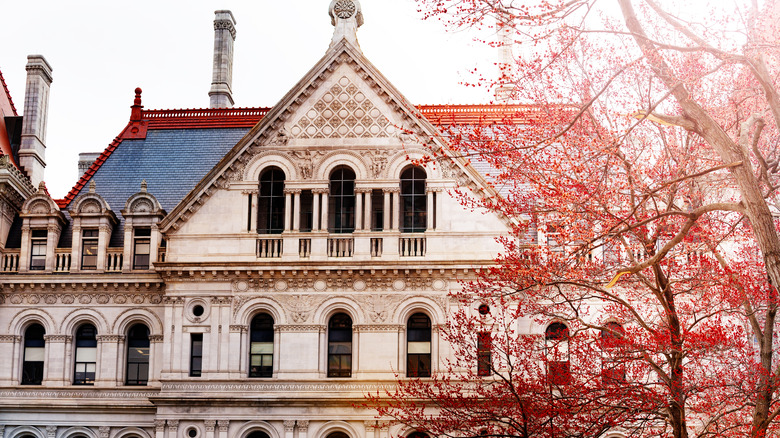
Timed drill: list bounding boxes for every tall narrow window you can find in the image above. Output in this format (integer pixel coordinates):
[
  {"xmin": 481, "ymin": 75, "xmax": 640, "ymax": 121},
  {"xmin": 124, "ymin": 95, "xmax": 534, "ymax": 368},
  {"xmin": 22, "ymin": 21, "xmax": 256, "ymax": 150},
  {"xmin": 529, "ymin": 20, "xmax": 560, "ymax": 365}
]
[
  {"xmin": 249, "ymin": 313, "xmax": 274, "ymax": 378},
  {"xmin": 132, "ymin": 228, "xmax": 151, "ymax": 270},
  {"xmin": 371, "ymin": 189, "xmax": 384, "ymax": 231},
  {"xmin": 400, "ymin": 166, "xmax": 427, "ymax": 232},
  {"xmin": 29, "ymin": 229, "xmax": 47, "ymax": 270},
  {"xmin": 22, "ymin": 323, "xmax": 45, "ymax": 385},
  {"xmin": 600, "ymin": 321, "xmax": 626, "ymax": 384},
  {"xmin": 81, "ymin": 229, "xmax": 99, "ymax": 270},
  {"xmin": 190, "ymin": 333, "xmax": 203, "ymax": 377},
  {"xmin": 327, "ymin": 313, "xmax": 352, "ymax": 377},
  {"xmin": 407, "ymin": 313, "xmax": 432, "ymax": 377},
  {"xmin": 299, "ymin": 190, "xmax": 314, "ymax": 232},
  {"xmin": 258, "ymin": 167, "xmax": 285, "ymax": 234},
  {"xmin": 74, "ymin": 324, "xmax": 97, "ymax": 385},
  {"xmin": 477, "ymin": 331, "xmax": 492, "ymax": 376},
  {"xmin": 545, "ymin": 322, "xmax": 571, "ymax": 385},
  {"xmin": 329, "ymin": 167, "xmax": 356, "ymax": 233},
  {"xmin": 126, "ymin": 324, "xmax": 150, "ymax": 385}
]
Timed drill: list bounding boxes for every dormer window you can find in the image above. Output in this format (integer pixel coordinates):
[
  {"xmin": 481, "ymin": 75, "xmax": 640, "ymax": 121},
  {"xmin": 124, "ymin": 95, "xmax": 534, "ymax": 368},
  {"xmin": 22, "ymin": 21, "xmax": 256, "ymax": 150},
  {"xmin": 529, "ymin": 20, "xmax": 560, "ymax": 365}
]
[
  {"xmin": 133, "ymin": 228, "xmax": 151, "ymax": 269},
  {"xmin": 81, "ymin": 229, "xmax": 99, "ymax": 270},
  {"xmin": 29, "ymin": 230, "xmax": 47, "ymax": 270}
]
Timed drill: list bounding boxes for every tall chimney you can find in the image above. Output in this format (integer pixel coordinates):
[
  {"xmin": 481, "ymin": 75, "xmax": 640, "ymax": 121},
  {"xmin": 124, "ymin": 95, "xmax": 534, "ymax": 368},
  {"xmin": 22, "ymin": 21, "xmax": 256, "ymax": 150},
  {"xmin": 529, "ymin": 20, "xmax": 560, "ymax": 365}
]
[
  {"xmin": 19, "ymin": 55, "xmax": 53, "ymax": 187},
  {"xmin": 209, "ymin": 10, "xmax": 236, "ymax": 108}
]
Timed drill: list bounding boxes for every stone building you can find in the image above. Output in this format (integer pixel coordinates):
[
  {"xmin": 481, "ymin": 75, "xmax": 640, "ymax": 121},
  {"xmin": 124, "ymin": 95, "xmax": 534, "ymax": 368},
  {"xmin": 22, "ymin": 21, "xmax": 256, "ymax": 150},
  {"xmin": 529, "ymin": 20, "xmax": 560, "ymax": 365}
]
[{"xmin": 0, "ymin": 2, "xmax": 523, "ymax": 438}]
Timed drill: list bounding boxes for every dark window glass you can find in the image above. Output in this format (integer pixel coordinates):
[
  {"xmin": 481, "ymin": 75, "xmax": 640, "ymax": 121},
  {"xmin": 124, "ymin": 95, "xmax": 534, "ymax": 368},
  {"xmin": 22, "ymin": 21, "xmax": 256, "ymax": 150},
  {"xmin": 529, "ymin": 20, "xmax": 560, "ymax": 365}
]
[
  {"xmin": 258, "ymin": 167, "xmax": 285, "ymax": 234},
  {"xmin": 81, "ymin": 229, "xmax": 99, "ymax": 270},
  {"xmin": 477, "ymin": 331, "xmax": 492, "ymax": 376},
  {"xmin": 133, "ymin": 228, "xmax": 151, "ymax": 270},
  {"xmin": 329, "ymin": 167, "xmax": 355, "ymax": 233},
  {"xmin": 22, "ymin": 323, "xmax": 45, "ymax": 385},
  {"xmin": 407, "ymin": 313, "xmax": 432, "ymax": 377},
  {"xmin": 74, "ymin": 324, "xmax": 97, "ymax": 385},
  {"xmin": 408, "ymin": 433, "xmax": 430, "ymax": 438},
  {"xmin": 545, "ymin": 322, "xmax": 571, "ymax": 385},
  {"xmin": 247, "ymin": 432, "xmax": 271, "ymax": 438},
  {"xmin": 126, "ymin": 324, "xmax": 150, "ymax": 385},
  {"xmin": 190, "ymin": 333, "xmax": 203, "ymax": 377},
  {"xmin": 600, "ymin": 321, "xmax": 626, "ymax": 384},
  {"xmin": 249, "ymin": 313, "xmax": 274, "ymax": 378},
  {"xmin": 30, "ymin": 229, "xmax": 47, "ymax": 270},
  {"xmin": 299, "ymin": 190, "xmax": 314, "ymax": 232},
  {"xmin": 328, "ymin": 313, "xmax": 352, "ymax": 377},
  {"xmin": 400, "ymin": 166, "xmax": 427, "ymax": 232},
  {"xmin": 371, "ymin": 189, "xmax": 384, "ymax": 231},
  {"xmin": 327, "ymin": 432, "xmax": 350, "ymax": 438}
]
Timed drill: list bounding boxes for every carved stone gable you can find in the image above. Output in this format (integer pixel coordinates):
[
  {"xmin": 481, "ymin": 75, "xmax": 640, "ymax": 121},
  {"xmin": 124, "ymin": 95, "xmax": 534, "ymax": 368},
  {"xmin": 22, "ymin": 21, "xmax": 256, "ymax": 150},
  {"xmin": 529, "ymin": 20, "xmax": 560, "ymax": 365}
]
[{"xmin": 291, "ymin": 76, "xmax": 391, "ymax": 139}]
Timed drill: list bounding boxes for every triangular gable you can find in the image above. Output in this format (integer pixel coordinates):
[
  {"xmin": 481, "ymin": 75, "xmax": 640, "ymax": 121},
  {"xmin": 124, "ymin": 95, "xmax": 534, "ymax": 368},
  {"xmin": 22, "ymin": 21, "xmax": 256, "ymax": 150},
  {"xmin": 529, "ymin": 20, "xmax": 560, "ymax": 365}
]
[{"xmin": 160, "ymin": 39, "xmax": 513, "ymax": 233}]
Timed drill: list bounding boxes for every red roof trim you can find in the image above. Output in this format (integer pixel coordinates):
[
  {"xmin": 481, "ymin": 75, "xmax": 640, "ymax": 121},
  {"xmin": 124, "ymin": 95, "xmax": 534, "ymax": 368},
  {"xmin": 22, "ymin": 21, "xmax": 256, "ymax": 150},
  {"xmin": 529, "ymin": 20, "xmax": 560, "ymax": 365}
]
[
  {"xmin": 0, "ymin": 68, "xmax": 18, "ymax": 116},
  {"xmin": 56, "ymin": 133, "xmax": 125, "ymax": 208},
  {"xmin": 143, "ymin": 107, "xmax": 271, "ymax": 129}
]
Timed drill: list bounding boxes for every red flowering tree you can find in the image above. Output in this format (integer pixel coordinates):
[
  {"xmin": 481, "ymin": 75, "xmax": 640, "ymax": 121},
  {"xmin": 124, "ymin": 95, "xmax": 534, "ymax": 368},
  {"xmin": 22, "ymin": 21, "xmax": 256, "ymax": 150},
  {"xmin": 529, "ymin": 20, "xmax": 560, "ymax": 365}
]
[{"xmin": 369, "ymin": 1, "xmax": 780, "ymax": 437}]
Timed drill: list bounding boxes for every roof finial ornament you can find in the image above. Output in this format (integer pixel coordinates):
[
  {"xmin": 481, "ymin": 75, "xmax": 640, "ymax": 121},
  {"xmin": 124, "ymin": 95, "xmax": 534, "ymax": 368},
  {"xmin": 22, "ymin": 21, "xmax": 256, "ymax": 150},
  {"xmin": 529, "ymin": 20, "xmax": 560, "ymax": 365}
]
[
  {"xmin": 89, "ymin": 180, "xmax": 96, "ymax": 193},
  {"xmin": 37, "ymin": 181, "xmax": 46, "ymax": 192},
  {"xmin": 329, "ymin": 0, "xmax": 363, "ymax": 50},
  {"xmin": 141, "ymin": 179, "xmax": 148, "ymax": 192}
]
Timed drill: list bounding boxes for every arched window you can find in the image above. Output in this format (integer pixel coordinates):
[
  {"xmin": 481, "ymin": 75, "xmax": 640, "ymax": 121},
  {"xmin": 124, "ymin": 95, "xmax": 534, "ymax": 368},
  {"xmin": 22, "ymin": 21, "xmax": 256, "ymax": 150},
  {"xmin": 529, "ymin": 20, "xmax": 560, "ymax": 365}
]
[
  {"xmin": 258, "ymin": 167, "xmax": 285, "ymax": 234},
  {"xmin": 249, "ymin": 313, "xmax": 274, "ymax": 377},
  {"xmin": 329, "ymin": 167, "xmax": 356, "ymax": 233},
  {"xmin": 326, "ymin": 433, "xmax": 350, "ymax": 438},
  {"xmin": 327, "ymin": 313, "xmax": 353, "ymax": 377},
  {"xmin": 22, "ymin": 323, "xmax": 45, "ymax": 385},
  {"xmin": 74, "ymin": 323, "xmax": 98, "ymax": 385},
  {"xmin": 247, "ymin": 432, "xmax": 271, "ymax": 438},
  {"xmin": 126, "ymin": 324, "xmax": 150, "ymax": 386},
  {"xmin": 408, "ymin": 433, "xmax": 430, "ymax": 438},
  {"xmin": 407, "ymin": 313, "xmax": 432, "ymax": 377},
  {"xmin": 400, "ymin": 166, "xmax": 427, "ymax": 232},
  {"xmin": 545, "ymin": 322, "xmax": 570, "ymax": 385},
  {"xmin": 600, "ymin": 321, "xmax": 626, "ymax": 384}
]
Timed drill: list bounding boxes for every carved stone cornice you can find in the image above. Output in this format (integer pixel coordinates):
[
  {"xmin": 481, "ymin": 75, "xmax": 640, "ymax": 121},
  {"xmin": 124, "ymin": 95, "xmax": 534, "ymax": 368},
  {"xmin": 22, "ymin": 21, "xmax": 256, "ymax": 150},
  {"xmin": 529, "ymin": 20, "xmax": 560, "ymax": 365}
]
[
  {"xmin": 97, "ymin": 335, "xmax": 125, "ymax": 343},
  {"xmin": 1, "ymin": 290, "xmax": 164, "ymax": 306},
  {"xmin": 44, "ymin": 335, "xmax": 71, "ymax": 342},
  {"xmin": 354, "ymin": 324, "xmax": 403, "ymax": 333},
  {"xmin": 276, "ymin": 324, "xmax": 324, "ymax": 333},
  {"xmin": 0, "ymin": 335, "xmax": 21, "ymax": 342},
  {"xmin": 0, "ymin": 389, "xmax": 159, "ymax": 398}
]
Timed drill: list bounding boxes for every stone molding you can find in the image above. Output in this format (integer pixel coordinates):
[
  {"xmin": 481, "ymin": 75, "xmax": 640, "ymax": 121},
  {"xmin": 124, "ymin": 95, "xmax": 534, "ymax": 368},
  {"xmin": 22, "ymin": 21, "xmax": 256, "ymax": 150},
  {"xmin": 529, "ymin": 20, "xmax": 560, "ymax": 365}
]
[
  {"xmin": 0, "ymin": 390, "xmax": 159, "ymax": 398},
  {"xmin": 0, "ymin": 335, "xmax": 21, "ymax": 342},
  {"xmin": 160, "ymin": 382, "xmax": 394, "ymax": 392},
  {"xmin": 275, "ymin": 324, "xmax": 324, "ymax": 333},
  {"xmin": 43, "ymin": 335, "xmax": 72, "ymax": 342}
]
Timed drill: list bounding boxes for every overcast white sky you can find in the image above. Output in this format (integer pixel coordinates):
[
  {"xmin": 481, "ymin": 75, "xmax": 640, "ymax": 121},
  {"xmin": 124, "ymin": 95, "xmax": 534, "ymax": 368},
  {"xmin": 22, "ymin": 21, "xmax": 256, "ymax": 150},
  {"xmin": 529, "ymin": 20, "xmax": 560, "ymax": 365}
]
[{"xmin": 1, "ymin": 0, "xmax": 496, "ymax": 198}]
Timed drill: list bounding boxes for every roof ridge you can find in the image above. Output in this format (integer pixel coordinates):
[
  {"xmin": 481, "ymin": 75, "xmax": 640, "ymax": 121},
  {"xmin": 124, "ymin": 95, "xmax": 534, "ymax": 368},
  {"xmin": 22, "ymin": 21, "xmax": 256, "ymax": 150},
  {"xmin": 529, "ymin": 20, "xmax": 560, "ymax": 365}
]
[
  {"xmin": 56, "ymin": 133, "xmax": 125, "ymax": 208},
  {"xmin": 0, "ymin": 67, "xmax": 18, "ymax": 116}
]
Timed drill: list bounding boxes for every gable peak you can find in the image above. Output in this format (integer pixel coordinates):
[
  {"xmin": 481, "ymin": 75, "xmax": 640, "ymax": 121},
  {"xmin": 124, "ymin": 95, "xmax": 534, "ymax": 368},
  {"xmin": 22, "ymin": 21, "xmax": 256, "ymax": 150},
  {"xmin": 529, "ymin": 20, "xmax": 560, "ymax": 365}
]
[{"xmin": 329, "ymin": 0, "xmax": 363, "ymax": 51}]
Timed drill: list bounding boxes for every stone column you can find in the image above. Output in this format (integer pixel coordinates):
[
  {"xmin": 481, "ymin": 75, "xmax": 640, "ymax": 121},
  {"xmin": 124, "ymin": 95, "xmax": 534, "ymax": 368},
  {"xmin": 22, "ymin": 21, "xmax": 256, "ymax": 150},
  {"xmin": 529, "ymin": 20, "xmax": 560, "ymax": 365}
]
[
  {"xmin": 427, "ymin": 190, "xmax": 434, "ymax": 230},
  {"xmin": 364, "ymin": 421, "xmax": 376, "ymax": 438},
  {"xmin": 312, "ymin": 190, "xmax": 322, "ymax": 231},
  {"xmin": 283, "ymin": 190, "xmax": 293, "ymax": 232},
  {"xmin": 283, "ymin": 420, "xmax": 296, "ymax": 438},
  {"xmin": 229, "ymin": 325, "xmax": 245, "ymax": 378},
  {"xmin": 96, "ymin": 224, "xmax": 111, "ymax": 271},
  {"xmin": 292, "ymin": 189, "xmax": 301, "ymax": 231},
  {"xmin": 96, "ymin": 334, "xmax": 123, "ymax": 386},
  {"xmin": 363, "ymin": 190, "xmax": 372, "ymax": 230},
  {"xmin": 45, "ymin": 426, "xmax": 57, "ymax": 438},
  {"xmin": 217, "ymin": 420, "xmax": 229, "ymax": 438},
  {"xmin": 99, "ymin": 426, "xmax": 110, "ymax": 438},
  {"xmin": 320, "ymin": 192, "xmax": 330, "ymax": 232},
  {"xmin": 209, "ymin": 11, "xmax": 236, "ymax": 108},
  {"xmin": 70, "ymin": 224, "xmax": 82, "ymax": 272},
  {"xmin": 298, "ymin": 420, "xmax": 309, "ymax": 438},
  {"xmin": 154, "ymin": 420, "xmax": 166, "ymax": 438},
  {"xmin": 44, "ymin": 224, "xmax": 59, "ymax": 272},
  {"xmin": 382, "ymin": 191, "xmax": 391, "ymax": 231},
  {"xmin": 149, "ymin": 334, "xmax": 164, "ymax": 385},
  {"xmin": 167, "ymin": 420, "xmax": 179, "ymax": 438},
  {"xmin": 378, "ymin": 422, "xmax": 390, "ymax": 438},
  {"xmin": 17, "ymin": 225, "xmax": 30, "ymax": 273},
  {"xmin": 391, "ymin": 189, "xmax": 400, "ymax": 231},
  {"xmin": 355, "ymin": 189, "xmax": 364, "ymax": 230},
  {"xmin": 43, "ymin": 334, "xmax": 69, "ymax": 386},
  {"xmin": 0, "ymin": 334, "xmax": 20, "ymax": 385},
  {"xmin": 205, "ymin": 420, "xmax": 217, "ymax": 438}
]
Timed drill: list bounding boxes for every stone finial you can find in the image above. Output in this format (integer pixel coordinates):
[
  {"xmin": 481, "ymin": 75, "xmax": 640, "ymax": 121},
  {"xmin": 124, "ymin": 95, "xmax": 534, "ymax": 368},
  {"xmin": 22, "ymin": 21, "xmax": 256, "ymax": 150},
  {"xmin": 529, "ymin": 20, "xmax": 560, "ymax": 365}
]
[
  {"xmin": 209, "ymin": 10, "xmax": 236, "ymax": 108},
  {"xmin": 141, "ymin": 179, "xmax": 148, "ymax": 192},
  {"xmin": 37, "ymin": 181, "xmax": 46, "ymax": 192},
  {"xmin": 89, "ymin": 180, "xmax": 96, "ymax": 193},
  {"xmin": 329, "ymin": 0, "xmax": 363, "ymax": 50}
]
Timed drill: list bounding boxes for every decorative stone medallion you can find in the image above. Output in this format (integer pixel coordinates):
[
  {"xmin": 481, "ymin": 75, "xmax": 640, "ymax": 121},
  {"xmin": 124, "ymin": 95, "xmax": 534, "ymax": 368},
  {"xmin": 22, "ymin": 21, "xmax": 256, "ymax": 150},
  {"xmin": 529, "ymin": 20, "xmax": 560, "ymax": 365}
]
[
  {"xmin": 392, "ymin": 279, "xmax": 406, "ymax": 291},
  {"xmin": 333, "ymin": 0, "xmax": 356, "ymax": 19},
  {"xmin": 314, "ymin": 280, "xmax": 327, "ymax": 291}
]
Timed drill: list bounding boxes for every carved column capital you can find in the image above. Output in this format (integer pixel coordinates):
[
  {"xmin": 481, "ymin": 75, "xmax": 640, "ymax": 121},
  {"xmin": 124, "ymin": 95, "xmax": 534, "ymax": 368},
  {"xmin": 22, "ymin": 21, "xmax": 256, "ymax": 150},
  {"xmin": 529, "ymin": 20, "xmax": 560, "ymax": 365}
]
[
  {"xmin": 204, "ymin": 420, "xmax": 217, "ymax": 432},
  {"xmin": 217, "ymin": 420, "xmax": 229, "ymax": 432},
  {"xmin": 154, "ymin": 420, "xmax": 166, "ymax": 432},
  {"xmin": 99, "ymin": 426, "xmax": 110, "ymax": 438},
  {"xmin": 283, "ymin": 420, "xmax": 296, "ymax": 432},
  {"xmin": 297, "ymin": 420, "xmax": 309, "ymax": 432},
  {"xmin": 363, "ymin": 421, "xmax": 376, "ymax": 430},
  {"xmin": 168, "ymin": 420, "xmax": 179, "ymax": 432},
  {"xmin": 46, "ymin": 426, "xmax": 57, "ymax": 438}
]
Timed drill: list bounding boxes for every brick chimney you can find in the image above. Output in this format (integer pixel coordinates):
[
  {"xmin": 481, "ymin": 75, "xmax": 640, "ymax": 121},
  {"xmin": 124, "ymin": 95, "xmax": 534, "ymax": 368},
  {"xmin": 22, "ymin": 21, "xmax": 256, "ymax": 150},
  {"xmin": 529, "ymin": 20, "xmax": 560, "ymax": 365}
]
[
  {"xmin": 209, "ymin": 10, "xmax": 236, "ymax": 108},
  {"xmin": 19, "ymin": 55, "xmax": 53, "ymax": 187}
]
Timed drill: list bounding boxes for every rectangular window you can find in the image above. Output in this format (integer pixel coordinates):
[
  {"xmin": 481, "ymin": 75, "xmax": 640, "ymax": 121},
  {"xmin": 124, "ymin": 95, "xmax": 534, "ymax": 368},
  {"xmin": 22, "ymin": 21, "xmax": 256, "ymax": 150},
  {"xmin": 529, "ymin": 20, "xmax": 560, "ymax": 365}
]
[
  {"xmin": 477, "ymin": 332, "xmax": 492, "ymax": 376},
  {"xmin": 81, "ymin": 229, "xmax": 99, "ymax": 270},
  {"xmin": 190, "ymin": 333, "xmax": 203, "ymax": 377},
  {"xmin": 300, "ymin": 190, "xmax": 313, "ymax": 232},
  {"xmin": 132, "ymin": 228, "xmax": 151, "ymax": 270},
  {"xmin": 29, "ymin": 229, "xmax": 47, "ymax": 270},
  {"xmin": 22, "ymin": 345, "xmax": 45, "ymax": 385},
  {"xmin": 371, "ymin": 189, "xmax": 384, "ymax": 231}
]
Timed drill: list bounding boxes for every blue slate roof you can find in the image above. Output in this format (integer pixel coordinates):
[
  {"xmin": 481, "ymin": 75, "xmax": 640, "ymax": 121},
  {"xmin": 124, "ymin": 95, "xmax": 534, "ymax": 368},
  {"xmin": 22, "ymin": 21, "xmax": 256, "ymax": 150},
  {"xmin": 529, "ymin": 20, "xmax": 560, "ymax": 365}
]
[{"xmin": 60, "ymin": 127, "xmax": 250, "ymax": 248}]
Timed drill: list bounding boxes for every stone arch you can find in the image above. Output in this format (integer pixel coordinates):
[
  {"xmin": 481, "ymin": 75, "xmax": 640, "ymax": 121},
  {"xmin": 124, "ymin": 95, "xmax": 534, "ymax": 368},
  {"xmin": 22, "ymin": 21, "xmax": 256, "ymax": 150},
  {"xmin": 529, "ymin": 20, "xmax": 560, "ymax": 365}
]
[
  {"xmin": 113, "ymin": 307, "xmax": 164, "ymax": 336},
  {"xmin": 245, "ymin": 152, "xmax": 298, "ymax": 182},
  {"xmin": 59, "ymin": 426, "xmax": 99, "ymax": 438},
  {"xmin": 71, "ymin": 192, "xmax": 113, "ymax": 215},
  {"xmin": 394, "ymin": 296, "xmax": 447, "ymax": 326},
  {"xmin": 386, "ymin": 148, "xmax": 442, "ymax": 180},
  {"xmin": 60, "ymin": 307, "xmax": 110, "ymax": 335},
  {"xmin": 313, "ymin": 296, "xmax": 363, "ymax": 325},
  {"xmin": 112, "ymin": 427, "xmax": 153, "ymax": 438},
  {"xmin": 234, "ymin": 421, "xmax": 281, "ymax": 438},
  {"xmin": 235, "ymin": 297, "xmax": 287, "ymax": 326},
  {"xmin": 315, "ymin": 421, "xmax": 359, "ymax": 438},
  {"xmin": 314, "ymin": 150, "xmax": 369, "ymax": 180},
  {"xmin": 21, "ymin": 194, "xmax": 60, "ymax": 215},
  {"xmin": 8, "ymin": 307, "xmax": 56, "ymax": 335},
  {"xmin": 6, "ymin": 426, "xmax": 45, "ymax": 438},
  {"xmin": 124, "ymin": 191, "xmax": 163, "ymax": 215}
]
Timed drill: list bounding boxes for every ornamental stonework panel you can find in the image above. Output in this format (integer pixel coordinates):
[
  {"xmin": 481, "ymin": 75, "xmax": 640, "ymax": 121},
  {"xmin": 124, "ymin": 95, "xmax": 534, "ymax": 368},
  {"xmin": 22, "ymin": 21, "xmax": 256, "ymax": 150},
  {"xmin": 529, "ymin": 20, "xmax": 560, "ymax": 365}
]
[{"xmin": 291, "ymin": 76, "xmax": 391, "ymax": 139}]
